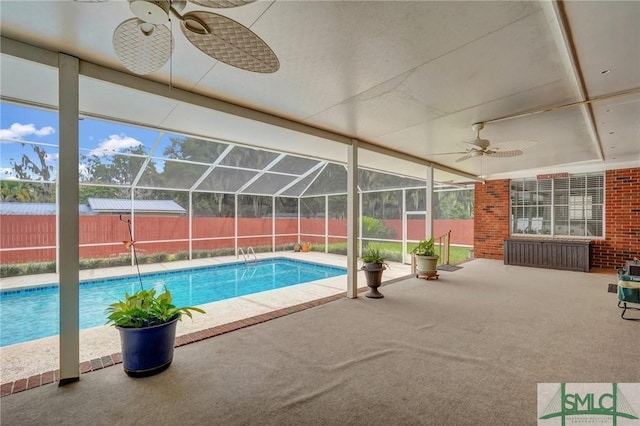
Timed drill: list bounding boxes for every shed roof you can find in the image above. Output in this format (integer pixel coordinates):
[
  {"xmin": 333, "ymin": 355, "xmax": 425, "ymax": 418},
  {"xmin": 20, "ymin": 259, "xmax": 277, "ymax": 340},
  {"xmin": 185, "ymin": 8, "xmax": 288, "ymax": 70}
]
[
  {"xmin": 86, "ymin": 198, "xmax": 186, "ymax": 214},
  {"xmin": 0, "ymin": 199, "xmax": 187, "ymax": 215},
  {"xmin": 0, "ymin": 202, "xmax": 94, "ymax": 215}
]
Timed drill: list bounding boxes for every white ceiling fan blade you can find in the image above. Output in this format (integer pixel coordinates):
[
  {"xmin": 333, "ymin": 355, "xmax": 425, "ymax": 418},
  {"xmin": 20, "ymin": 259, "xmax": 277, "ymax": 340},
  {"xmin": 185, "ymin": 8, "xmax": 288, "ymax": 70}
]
[
  {"xmin": 189, "ymin": 0, "xmax": 256, "ymax": 8},
  {"xmin": 181, "ymin": 11, "xmax": 279, "ymax": 73},
  {"xmin": 485, "ymin": 149, "xmax": 523, "ymax": 158},
  {"xmin": 458, "ymin": 137, "xmax": 491, "ymax": 151},
  {"xmin": 428, "ymin": 151, "xmax": 468, "ymax": 156},
  {"xmin": 455, "ymin": 153, "xmax": 473, "ymax": 162},
  {"xmin": 490, "ymin": 140, "xmax": 538, "ymax": 151},
  {"xmin": 113, "ymin": 19, "xmax": 173, "ymax": 75}
]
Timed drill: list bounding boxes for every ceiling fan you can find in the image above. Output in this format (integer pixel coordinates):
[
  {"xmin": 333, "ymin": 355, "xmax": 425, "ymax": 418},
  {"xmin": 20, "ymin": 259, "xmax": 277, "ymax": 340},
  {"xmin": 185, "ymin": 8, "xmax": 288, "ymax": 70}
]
[
  {"xmin": 84, "ymin": 0, "xmax": 279, "ymax": 75},
  {"xmin": 436, "ymin": 123, "xmax": 537, "ymax": 163}
]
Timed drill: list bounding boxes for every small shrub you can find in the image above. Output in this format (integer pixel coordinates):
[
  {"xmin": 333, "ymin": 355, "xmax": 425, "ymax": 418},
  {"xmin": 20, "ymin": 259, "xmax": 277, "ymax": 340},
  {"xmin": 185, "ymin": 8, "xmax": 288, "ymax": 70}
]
[
  {"xmin": 24, "ymin": 263, "xmax": 45, "ymax": 275},
  {"xmin": 44, "ymin": 261, "xmax": 56, "ymax": 273},
  {"xmin": 328, "ymin": 246, "xmax": 347, "ymax": 256},
  {"xmin": 151, "ymin": 252, "xmax": 169, "ymax": 263},
  {"xmin": 111, "ymin": 256, "xmax": 131, "ymax": 267},
  {"xmin": 252, "ymin": 245, "xmax": 271, "ymax": 254},
  {"xmin": 0, "ymin": 264, "xmax": 22, "ymax": 278},
  {"xmin": 174, "ymin": 251, "xmax": 190, "ymax": 261}
]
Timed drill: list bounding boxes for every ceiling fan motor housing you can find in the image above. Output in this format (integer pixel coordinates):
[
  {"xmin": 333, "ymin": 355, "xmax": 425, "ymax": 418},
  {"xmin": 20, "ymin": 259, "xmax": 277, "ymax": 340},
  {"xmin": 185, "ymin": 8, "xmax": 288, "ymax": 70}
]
[{"xmin": 129, "ymin": 0, "xmax": 170, "ymax": 24}]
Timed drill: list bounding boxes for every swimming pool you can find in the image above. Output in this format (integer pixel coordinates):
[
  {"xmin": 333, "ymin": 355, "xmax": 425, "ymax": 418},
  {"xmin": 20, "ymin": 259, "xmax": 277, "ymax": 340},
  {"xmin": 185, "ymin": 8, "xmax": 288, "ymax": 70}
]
[{"xmin": 0, "ymin": 258, "xmax": 345, "ymax": 346}]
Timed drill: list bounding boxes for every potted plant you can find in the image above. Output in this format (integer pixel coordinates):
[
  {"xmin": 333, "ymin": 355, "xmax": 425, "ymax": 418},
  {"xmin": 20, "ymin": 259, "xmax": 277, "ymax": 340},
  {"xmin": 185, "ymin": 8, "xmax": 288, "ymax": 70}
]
[
  {"xmin": 105, "ymin": 216, "xmax": 205, "ymax": 377},
  {"xmin": 411, "ymin": 237, "xmax": 439, "ymax": 275},
  {"xmin": 300, "ymin": 242, "xmax": 311, "ymax": 252},
  {"xmin": 360, "ymin": 246, "xmax": 388, "ymax": 271},
  {"xmin": 360, "ymin": 246, "xmax": 387, "ymax": 298}
]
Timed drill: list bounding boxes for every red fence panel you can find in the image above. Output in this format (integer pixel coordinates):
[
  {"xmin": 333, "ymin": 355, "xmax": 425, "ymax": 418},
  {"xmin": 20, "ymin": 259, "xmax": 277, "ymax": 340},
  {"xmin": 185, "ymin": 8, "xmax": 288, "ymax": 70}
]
[
  {"xmin": 1, "ymin": 215, "xmax": 56, "ymax": 248},
  {"xmin": 1, "ymin": 215, "xmax": 474, "ymax": 264}
]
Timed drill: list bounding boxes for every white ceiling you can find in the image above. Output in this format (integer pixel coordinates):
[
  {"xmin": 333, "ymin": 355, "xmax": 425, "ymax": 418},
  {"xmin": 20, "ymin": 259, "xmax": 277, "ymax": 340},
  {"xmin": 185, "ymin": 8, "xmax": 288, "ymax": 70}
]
[{"xmin": 1, "ymin": 0, "xmax": 639, "ymax": 183}]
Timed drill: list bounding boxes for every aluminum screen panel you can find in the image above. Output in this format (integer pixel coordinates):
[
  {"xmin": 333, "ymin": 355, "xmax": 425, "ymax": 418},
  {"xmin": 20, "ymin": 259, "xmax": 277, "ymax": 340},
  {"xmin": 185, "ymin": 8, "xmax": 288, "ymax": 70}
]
[
  {"xmin": 359, "ymin": 169, "xmax": 426, "ymax": 191},
  {"xmin": 197, "ymin": 167, "xmax": 258, "ymax": 192},
  {"xmin": 79, "ymin": 152, "xmax": 146, "ymax": 186},
  {"xmin": 156, "ymin": 134, "xmax": 230, "ymax": 164},
  {"xmin": 241, "ymin": 172, "xmax": 297, "ymax": 195},
  {"xmin": 220, "ymin": 146, "xmax": 279, "ymax": 170},
  {"xmin": 304, "ymin": 163, "xmax": 347, "ymax": 196},
  {"xmin": 270, "ymin": 155, "xmax": 320, "ymax": 175},
  {"xmin": 280, "ymin": 167, "xmax": 322, "ymax": 197},
  {"xmin": 137, "ymin": 159, "xmax": 211, "ymax": 189}
]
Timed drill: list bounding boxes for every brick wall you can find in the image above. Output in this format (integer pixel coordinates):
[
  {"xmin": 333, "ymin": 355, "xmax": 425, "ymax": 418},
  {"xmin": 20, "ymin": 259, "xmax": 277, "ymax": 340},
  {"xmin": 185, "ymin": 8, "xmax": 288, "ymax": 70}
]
[
  {"xmin": 473, "ymin": 180, "xmax": 510, "ymax": 259},
  {"xmin": 473, "ymin": 168, "xmax": 640, "ymax": 269},
  {"xmin": 592, "ymin": 167, "xmax": 640, "ymax": 268}
]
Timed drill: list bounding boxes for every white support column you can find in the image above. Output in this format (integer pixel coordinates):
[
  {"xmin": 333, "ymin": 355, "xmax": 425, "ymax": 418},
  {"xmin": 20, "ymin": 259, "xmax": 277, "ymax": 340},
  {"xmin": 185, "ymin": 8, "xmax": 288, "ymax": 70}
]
[
  {"xmin": 234, "ymin": 194, "xmax": 238, "ymax": 256},
  {"xmin": 426, "ymin": 165, "xmax": 434, "ymax": 238},
  {"xmin": 297, "ymin": 197, "xmax": 301, "ymax": 243},
  {"xmin": 189, "ymin": 191, "xmax": 193, "ymax": 260},
  {"xmin": 346, "ymin": 140, "xmax": 359, "ymax": 298},
  {"xmin": 58, "ymin": 53, "xmax": 80, "ymax": 385},
  {"xmin": 130, "ymin": 189, "xmax": 135, "ymax": 266},
  {"xmin": 358, "ymin": 191, "xmax": 363, "ymax": 255},
  {"xmin": 401, "ymin": 189, "xmax": 407, "ymax": 262},
  {"xmin": 324, "ymin": 195, "xmax": 329, "ymax": 253},
  {"xmin": 272, "ymin": 196, "xmax": 276, "ymax": 252}
]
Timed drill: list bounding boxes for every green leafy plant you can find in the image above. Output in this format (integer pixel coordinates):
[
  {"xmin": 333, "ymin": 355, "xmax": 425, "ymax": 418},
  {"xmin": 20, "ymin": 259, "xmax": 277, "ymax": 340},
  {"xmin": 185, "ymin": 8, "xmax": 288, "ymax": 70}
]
[
  {"xmin": 106, "ymin": 216, "xmax": 204, "ymax": 328},
  {"xmin": 105, "ymin": 287, "xmax": 204, "ymax": 328},
  {"xmin": 361, "ymin": 246, "xmax": 388, "ymax": 266},
  {"xmin": 411, "ymin": 237, "xmax": 437, "ymax": 257},
  {"xmin": 360, "ymin": 216, "xmax": 391, "ymax": 239}
]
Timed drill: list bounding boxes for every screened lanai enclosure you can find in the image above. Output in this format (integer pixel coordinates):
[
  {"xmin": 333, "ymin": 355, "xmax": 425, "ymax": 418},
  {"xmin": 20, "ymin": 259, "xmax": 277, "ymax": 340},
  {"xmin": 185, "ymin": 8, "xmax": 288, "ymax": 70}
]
[
  {"xmin": 1, "ymin": 103, "xmax": 475, "ymax": 273},
  {"xmin": 0, "ymin": 52, "xmax": 477, "ymax": 386}
]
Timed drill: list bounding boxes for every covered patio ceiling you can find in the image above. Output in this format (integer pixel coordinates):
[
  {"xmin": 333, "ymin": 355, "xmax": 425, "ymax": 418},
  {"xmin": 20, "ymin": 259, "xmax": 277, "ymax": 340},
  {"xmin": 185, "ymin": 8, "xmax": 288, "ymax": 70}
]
[{"xmin": 1, "ymin": 1, "xmax": 638, "ymax": 183}]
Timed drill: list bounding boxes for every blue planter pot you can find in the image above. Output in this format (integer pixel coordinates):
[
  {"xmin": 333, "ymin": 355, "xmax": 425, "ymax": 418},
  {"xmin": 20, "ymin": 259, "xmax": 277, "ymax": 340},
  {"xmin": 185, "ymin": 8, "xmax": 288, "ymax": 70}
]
[{"xmin": 117, "ymin": 316, "xmax": 178, "ymax": 377}]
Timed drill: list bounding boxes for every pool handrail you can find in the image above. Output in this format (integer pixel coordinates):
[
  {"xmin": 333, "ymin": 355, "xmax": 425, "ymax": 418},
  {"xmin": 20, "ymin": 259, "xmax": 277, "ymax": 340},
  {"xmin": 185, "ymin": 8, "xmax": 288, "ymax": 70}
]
[{"xmin": 238, "ymin": 247, "xmax": 258, "ymax": 265}]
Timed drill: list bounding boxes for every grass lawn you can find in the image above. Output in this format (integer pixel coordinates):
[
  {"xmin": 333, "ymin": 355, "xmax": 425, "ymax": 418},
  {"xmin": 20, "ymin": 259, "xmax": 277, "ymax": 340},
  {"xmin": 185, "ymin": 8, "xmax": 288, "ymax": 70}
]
[{"xmin": 321, "ymin": 241, "xmax": 472, "ymax": 265}]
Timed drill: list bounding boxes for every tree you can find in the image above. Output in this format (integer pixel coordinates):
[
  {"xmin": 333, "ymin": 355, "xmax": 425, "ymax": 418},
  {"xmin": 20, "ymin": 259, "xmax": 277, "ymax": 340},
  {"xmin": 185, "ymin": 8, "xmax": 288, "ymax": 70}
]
[
  {"xmin": 0, "ymin": 181, "xmax": 37, "ymax": 202},
  {"xmin": 82, "ymin": 144, "xmax": 154, "ymax": 186},
  {"xmin": 7, "ymin": 144, "xmax": 56, "ymax": 201},
  {"xmin": 78, "ymin": 185, "xmax": 125, "ymax": 204},
  {"xmin": 433, "ymin": 189, "xmax": 474, "ymax": 219},
  {"xmin": 10, "ymin": 145, "xmax": 53, "ymax": 181}
]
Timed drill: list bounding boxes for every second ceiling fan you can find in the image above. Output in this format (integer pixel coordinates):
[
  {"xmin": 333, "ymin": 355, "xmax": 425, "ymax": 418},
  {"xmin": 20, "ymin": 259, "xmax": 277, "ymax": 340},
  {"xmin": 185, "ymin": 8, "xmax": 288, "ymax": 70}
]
[{"xmin": 437, "ymin": 123, "xmax": 537, "ymax": 163}]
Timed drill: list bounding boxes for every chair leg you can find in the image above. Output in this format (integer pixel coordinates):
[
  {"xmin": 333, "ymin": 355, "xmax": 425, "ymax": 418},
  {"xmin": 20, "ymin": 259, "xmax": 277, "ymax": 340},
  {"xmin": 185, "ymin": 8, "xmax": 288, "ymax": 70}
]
[{"xmin": 620, "ymin": 301, "xmax": 640, "ymax": 320}]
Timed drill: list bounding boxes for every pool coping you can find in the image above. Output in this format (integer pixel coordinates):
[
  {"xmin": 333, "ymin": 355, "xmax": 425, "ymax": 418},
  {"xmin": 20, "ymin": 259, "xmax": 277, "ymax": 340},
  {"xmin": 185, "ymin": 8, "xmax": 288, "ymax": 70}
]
[{"xmin": 1, "ymin": 277, "xmax": 410, "ymax": 397}]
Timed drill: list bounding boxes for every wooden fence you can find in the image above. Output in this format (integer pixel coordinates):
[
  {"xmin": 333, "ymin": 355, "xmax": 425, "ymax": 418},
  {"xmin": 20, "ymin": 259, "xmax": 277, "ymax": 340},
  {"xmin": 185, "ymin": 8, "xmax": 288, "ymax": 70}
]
[{"xmin": 0, "ymin": 216, "xmax": 473, "ymax": 263}]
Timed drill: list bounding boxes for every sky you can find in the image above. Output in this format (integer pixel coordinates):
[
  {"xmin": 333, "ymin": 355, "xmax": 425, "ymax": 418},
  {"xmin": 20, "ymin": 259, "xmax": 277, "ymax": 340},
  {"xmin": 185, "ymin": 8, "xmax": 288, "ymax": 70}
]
[{"xmin": 0, "ymin": 102, "xmax": 165, "ymax": 181}]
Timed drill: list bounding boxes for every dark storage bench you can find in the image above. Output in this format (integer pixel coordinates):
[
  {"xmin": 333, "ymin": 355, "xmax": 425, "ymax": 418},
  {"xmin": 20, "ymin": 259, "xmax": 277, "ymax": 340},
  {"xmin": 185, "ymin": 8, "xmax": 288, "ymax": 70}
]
[{"xmin": 503, "ymin": 238, "xmax": 591, "ymax": 272}]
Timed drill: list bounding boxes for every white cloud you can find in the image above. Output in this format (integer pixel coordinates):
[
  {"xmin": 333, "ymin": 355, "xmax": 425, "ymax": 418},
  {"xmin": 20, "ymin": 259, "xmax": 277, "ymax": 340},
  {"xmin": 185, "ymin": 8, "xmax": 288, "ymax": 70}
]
[
  {"xmin": 45, "ymin": 153, "xmax": 59, "ymax": 163},
  {"xmin": 0, "ymin": 122, "xmax": 55, "ymax": 141},
  {"xmin": 78, "ymin": 163, "xmax": 90, "ymax": 180},
  {"xmin": 89, "ymin": 134, "xmax": 142, "ymax": 156},
  {"xmin": 1, "ymin": 167, "xmax": 16, "ymax": 178}
]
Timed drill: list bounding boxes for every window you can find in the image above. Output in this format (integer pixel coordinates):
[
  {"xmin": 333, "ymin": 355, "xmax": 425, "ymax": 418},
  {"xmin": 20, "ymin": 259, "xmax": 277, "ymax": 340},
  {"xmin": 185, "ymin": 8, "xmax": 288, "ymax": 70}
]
[{"xmin": 510, "ymin": 173, "xmax": 604, "ymax": 237}]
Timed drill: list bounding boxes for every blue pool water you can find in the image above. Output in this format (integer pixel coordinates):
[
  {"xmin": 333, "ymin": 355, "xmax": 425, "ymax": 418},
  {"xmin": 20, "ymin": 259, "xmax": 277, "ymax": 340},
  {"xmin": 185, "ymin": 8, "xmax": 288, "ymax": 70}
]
[{"xmin": 0, "ymin": 258, "xmax": 345, "ymax": 346}]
